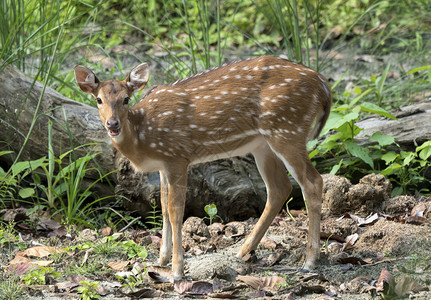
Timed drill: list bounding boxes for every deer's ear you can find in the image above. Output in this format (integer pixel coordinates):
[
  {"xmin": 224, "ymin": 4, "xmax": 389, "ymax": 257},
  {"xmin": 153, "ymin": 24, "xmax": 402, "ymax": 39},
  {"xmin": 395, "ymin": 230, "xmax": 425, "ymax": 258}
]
[
  {"xmin": 74, "ymin": 66, "xmax": 100, "ymax": 94},
  {"xmin": 126, "ymin": 63, "xmax": 149, "ymax": 93}
]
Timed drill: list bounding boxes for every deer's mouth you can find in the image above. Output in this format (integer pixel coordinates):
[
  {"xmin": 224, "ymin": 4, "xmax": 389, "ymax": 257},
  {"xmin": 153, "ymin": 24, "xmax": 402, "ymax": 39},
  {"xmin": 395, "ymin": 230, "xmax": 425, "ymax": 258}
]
[{"xmin": 108, "ymin": 128, "xmax": 121, "ymax": 137}]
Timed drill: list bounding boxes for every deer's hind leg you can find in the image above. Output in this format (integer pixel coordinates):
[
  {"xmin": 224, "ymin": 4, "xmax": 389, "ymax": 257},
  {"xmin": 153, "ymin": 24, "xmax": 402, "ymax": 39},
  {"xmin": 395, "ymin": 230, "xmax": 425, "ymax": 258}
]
[
  {"xmin": 266, "ymin": 138, "xmax": 323, "ymax": 270},
  {"xmin": 237, "ymin": 143, "xmax": 292, "ymax": 258}
]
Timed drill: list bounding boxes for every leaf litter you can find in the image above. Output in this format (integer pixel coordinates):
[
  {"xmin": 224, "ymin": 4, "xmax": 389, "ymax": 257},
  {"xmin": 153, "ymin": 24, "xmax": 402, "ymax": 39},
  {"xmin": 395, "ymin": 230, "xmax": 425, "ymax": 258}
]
[{"xmin": 1, "ymin": 175, "xmax": 431, "ymax": 299}]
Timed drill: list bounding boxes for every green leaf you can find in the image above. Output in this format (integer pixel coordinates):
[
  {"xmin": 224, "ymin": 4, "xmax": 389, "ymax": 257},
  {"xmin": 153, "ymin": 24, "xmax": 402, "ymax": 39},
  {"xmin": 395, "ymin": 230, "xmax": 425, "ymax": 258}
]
[
  {"xmin": 350, "ymin": 88, "xmax": 373, "ymax": 107},
  {"xmin": 12, "ymin": 157, "xmax": 46, "ymax": 177},
  {"xmin": 381, "ymin": 163, "xmax": 401, "ymax": 176},
  {"xmin": 322, "ymin": 111, "xmax": 360, "ymax": 135},
  {"xmin": 391, "ymin": 186, "xmax": 404, "ymax": 197},
  {"xmin": 329, "ymin": 160, "xmax": 343, "ymax": 175},
  {"xmin": 204, "ymin": 204, "xmax": 217, "ymax": 218},
  {"xmin": 19, "ymin": 188, "xmax": 35, "ymax": 199},
  {"xmin": 407, "ymin": 65, "xmax": 431, "ymax": 74},
  {"xmin": 0, "ymin": 150, "xmax": 14, "ymax": 157},
  {"xmin": 360, "ymin": 102, "xmax": 397, "ymax": 120},
  {"xmin": 344, "ymin": 141, "xmax": 374, "ymax": 168},
  {"xmin": 417, "ymin": 141, "xmax": 431, "ymax": 160},
  {"xmin": 403, "ymin": 152, "xmax": 416, "ymax": 166},
  {"xmin": 308, "ymin": 148, "xmax": 319, "ymax": 159},
  {"xmin": 381, "ymin": 151, "xmax": 398, "ymax": 164},
  {"xmin": 369, "ymin": 132, "xmax": 395, "ymax": 147},
  {"xmin": 354, "ymin": 86, "xmax": 362, "ymax": 94},
  {"xmin": 336, "ymin": 122, "xmax": 362, "ymax": 138}
]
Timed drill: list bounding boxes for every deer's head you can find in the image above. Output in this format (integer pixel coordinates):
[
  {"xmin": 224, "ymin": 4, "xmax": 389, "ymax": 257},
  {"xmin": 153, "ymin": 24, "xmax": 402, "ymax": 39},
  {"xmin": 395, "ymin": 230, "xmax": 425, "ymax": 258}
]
[{"xmin": 74, "ymin": 64, "xmax": 149, "ymax": 137}]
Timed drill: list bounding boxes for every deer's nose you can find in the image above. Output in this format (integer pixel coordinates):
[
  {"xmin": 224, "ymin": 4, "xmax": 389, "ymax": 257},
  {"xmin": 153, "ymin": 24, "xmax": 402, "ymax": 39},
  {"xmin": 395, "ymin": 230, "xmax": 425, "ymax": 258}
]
[{"xmin": 106, "ymin": 118, "xmax": 120, "ymax": 129}]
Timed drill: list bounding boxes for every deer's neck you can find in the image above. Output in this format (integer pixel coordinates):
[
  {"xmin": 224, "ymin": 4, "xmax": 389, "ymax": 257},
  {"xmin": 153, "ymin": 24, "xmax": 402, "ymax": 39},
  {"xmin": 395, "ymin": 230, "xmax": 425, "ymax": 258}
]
[{"xmin": 109, "ymin": 111, "xmax": 145, "ymax": 167}]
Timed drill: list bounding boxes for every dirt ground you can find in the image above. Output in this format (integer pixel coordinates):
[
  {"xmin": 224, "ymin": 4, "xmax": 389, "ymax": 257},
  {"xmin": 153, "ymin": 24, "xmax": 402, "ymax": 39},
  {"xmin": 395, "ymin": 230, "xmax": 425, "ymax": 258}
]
[{"xmin": 2, "ymin": 174, "xmax": 431, "ymax": 299}]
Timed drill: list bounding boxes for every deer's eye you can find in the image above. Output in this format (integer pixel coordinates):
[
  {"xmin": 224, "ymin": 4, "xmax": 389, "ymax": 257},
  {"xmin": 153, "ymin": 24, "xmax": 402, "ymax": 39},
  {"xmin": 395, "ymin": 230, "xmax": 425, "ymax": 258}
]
[
  {"xmin": 124, "ymin": 97, "xmax": 130, "ymax": 105},
  {"xmin": 96, "ymin": 97, "xmax": 102, "ymax": 105}
]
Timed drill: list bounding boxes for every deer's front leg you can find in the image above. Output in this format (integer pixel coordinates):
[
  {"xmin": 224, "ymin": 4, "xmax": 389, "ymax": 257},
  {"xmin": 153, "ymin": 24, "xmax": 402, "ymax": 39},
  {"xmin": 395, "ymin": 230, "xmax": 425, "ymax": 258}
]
[
  {"xmin": 166, "ymin": 167, "xmax": 188, "ymax": 281},
  {"xmin": 159, "ymin": 171, "xmax": 172, "ymax": 265}
]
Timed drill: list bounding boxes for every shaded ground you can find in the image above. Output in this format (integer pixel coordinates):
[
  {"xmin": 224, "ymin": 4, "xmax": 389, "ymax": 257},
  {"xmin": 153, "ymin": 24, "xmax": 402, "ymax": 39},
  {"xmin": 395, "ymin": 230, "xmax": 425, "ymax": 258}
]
[{"xmin": 1, "ymin": 174, "xmax": 431, "ymax": 299}]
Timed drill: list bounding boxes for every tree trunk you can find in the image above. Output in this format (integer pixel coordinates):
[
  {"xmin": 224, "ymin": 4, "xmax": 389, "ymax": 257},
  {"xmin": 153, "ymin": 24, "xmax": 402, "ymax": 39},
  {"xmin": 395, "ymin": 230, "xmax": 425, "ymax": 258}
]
[
  {"xmin": 0, "ymin": 63, "xmax": 116, "ymax": 197},
  {"xmin": 356, "ymin": 101, "xmax": 431, "ymax": 148}
]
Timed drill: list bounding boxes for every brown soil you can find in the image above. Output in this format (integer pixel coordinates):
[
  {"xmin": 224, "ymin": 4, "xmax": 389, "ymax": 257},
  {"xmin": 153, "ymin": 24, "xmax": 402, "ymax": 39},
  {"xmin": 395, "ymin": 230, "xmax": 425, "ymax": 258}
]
[{"xmin": 2, "ymin": 174, "xmax": 431, "ymax": 299}]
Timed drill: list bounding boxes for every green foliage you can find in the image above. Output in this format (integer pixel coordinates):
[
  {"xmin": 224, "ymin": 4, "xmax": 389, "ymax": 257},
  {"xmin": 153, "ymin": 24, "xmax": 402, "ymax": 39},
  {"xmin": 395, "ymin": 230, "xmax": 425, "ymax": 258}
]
[
  {"xmin": 203, "ymin": 203, "xmax": 223, "ymax": 225},
  {"xmin": 379, "ymin": 141, "xmax": 431, "ymax": 196},
  {"xmin": 93, "ymin": 234, "xmax": 148, "ymax": 260},
  {"xmin": 311, "ymin": 79, "xmax": 397, "ymax": 175},
  {"xmin": 21, "ymin": 266, "xmax": 60, "ymax": 286},
  {"xmin": 0, "ymin": 151, "xmax": 45, "ymax": 204},
  {"xmin": 121, "ymin": 240, "xmax": 148, "ymax": 260},
  {"xmin": 145, "ymin": 199, "xmax": 162, "ymax": 230},
  {"xmin": 405, "ymin": 253, "xmax": 429, "ymax": 273},
  {"xmin": 261, "ymin": 0, "xmax": 325, "ymax": 68},
  {"xmin": 78, "ymin": 280, "xmax": 101, "ymax": 300},
  {"xmin": 312, "ymin": 76, "xmax": 430, "ymax": 195},
  {"xmin": 0, "ymin": 273, "xmax": 23, "ymax": 300}
]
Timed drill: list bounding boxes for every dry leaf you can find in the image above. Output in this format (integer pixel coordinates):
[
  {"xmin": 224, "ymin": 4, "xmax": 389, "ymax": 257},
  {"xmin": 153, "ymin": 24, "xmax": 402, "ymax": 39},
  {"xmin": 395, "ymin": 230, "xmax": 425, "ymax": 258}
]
[
  {"xmin": 345, "ymin": 233, "xmax": 359, "ymax": 245},
  {"xmin": 261, "ymin": 275, "xmax": 287, "ymax": 292},
  {"xmin": 125, "ymin": 288, "xmax": 163, "ymax": 298},
  {"xmin": 151, "ymin": 236, "xmax": 162, "ymax": 245},
  {"xmin": 22, "ymin": 246, "xmax": 64, "ymax": 258},
  {"xmin": 100, "ymin": 227, "xmax": 112, "ymax": 237},
  {"xmin": 327, "ymin": 242, "xmax": 343, "ymax": 254},
  {"xmin": 338, "ymin": 256, "xmax": 371, "ymax": 265},
  {"xmin": 260, "ymin": 237, "xmax": 278, "ymax": 249},
  {"xmin": 404, "ymin": 216, "xmax": 429, "ymax": 225},
  {"xmin": 7, "ymin": 263, "xmax": 36, "ymax": 274},
  {"xmin": 260, "ymin": 251, "xmax": 286, "ymax": 267},
  {"xmin": 394, "ymin": 277, "xmax": 428, "ymax": 297},
  {"xmin": 56, "ymin": 281, "xmax": 80, "ymax": 291},
  {"xmin": 237, "ymin": 275, "xmax": 262, "ymax": 290},
  {"xmin": 376, "ymin": 268, "xmax": 396, "ymax": 295},
  {"xmin": 39, "ymin": 216, "xmax": 61, "ymax": 231},
  {"xmin": 30, "ymin": 260, "xmax": 54, "ymax": 267},
  {"xmin": 237, "ymin": 275, "xmax": 286, "ymax": 292},
  {"xmin": 411, "ymin": 203, "xmax": 426, "ymax": 217},
  {"xmin": 208, "ymin": 290, "xmax": 238, "ymax": 299},
  {"xmin": 47, "ymin": 226, "xmax": 68, "ymax": 238},
  {"xmin": 320, "ymin": 232, "xmax": 345, "ymax": 243},
  {"xmin": 174, "ymin": 280, "xmax": 213, "ymax": 295},
  {"xmin": 9, "ymin": 254, "xmax": 31, "ymax": 265},
  {"xmin": 70, "ymin": 274, "xmax": 88, "ymax": 283},
  {"xmin": 107, "ymin": 261, "xmax": 130, "ymax": 271}
]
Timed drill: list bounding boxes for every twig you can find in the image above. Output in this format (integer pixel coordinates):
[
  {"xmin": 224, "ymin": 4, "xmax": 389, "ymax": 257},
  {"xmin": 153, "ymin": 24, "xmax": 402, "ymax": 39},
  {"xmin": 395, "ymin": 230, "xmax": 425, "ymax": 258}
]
[{"xmin": 119, "ymin": 216, "xmax": 142, "ymax": 232}]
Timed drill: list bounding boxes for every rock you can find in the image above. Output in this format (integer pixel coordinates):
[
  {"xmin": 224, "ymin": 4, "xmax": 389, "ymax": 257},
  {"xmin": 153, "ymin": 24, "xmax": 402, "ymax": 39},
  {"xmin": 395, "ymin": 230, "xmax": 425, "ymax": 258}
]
[
  {"xmin": 354, "ymin": 219, "xmax": 431, "ymax": 258},
  {"xmin": 322, "ymin": 175, "xmax": 352, "ymax": 216},
  {"xmin": 347, "ymin": 184, "xmax": 383, "ymax": 214},
  {"xmin": 182, "ymin": 217, "xmax": 210, "ymax": 238},
  {"xmin": 322, "ymin": 173, "xmax": 392, "ymax": 216},
  {"xmin": 359, "ymin": 173, "xmax": 392, "ymax": 200},
  {"xmin": 224, "ymin": 221, "xmax": 247, "ymax": 237},
  {"xmin": 381, "ymin": 195, "xmax": 417, "ymax": 215},
  {"xmin": 186, "ymin": 252, "xmax": 243, "ymax": 281},
  {"xmin": 208, "ymin": 222, "xmax": 225, "ymax": 237}
]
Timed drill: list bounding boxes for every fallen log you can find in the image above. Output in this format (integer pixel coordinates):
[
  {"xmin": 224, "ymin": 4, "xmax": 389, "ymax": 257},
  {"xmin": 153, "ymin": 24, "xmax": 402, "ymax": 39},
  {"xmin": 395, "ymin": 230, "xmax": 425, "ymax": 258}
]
[{"xmin": 1, "ymin": 62, "xmax": 430, "ymax": 220}]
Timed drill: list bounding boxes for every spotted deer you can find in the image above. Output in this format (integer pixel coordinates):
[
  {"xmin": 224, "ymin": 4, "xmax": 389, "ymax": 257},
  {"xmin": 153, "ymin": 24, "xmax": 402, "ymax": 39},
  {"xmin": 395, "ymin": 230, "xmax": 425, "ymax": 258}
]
[{"xmin": 74, "ymin": 55, "xmax": 332, "ymax": 281}]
